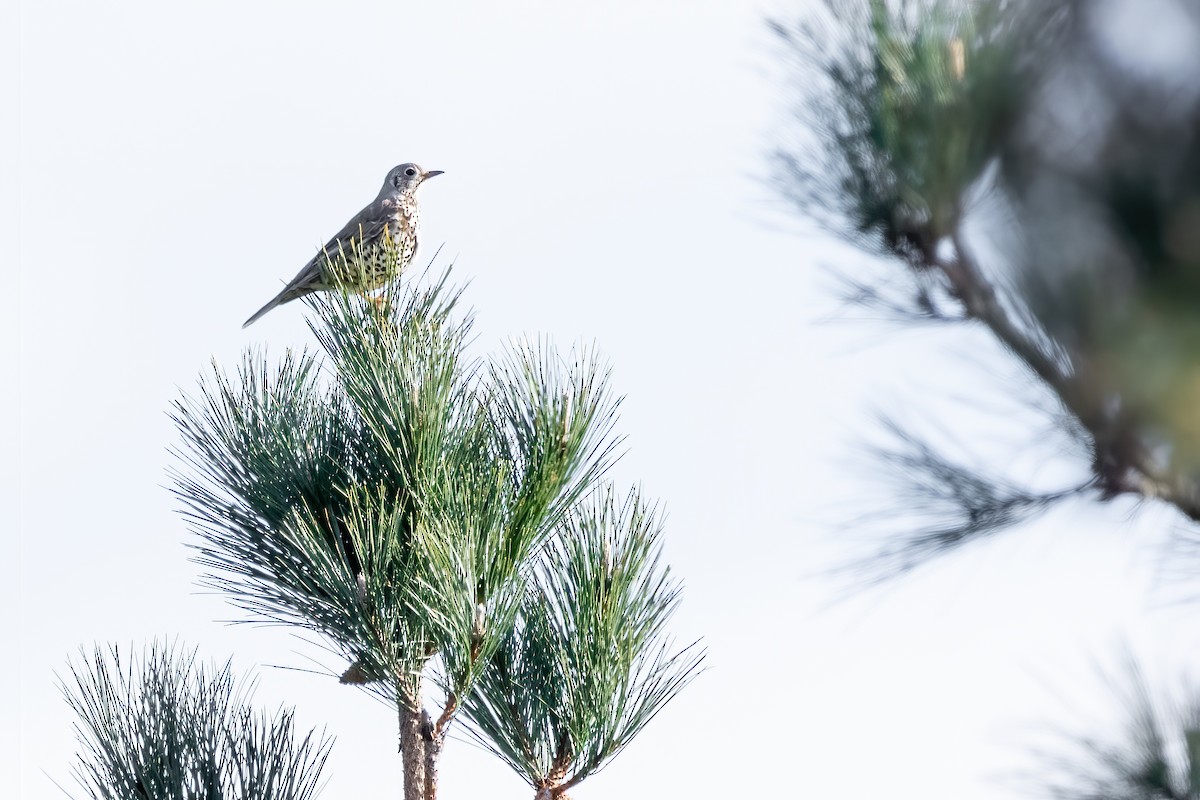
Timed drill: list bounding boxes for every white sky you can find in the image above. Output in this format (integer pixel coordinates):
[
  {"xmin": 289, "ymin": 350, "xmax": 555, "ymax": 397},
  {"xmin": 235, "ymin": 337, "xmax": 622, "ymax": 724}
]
[{"xmin": 12, "ymin": 1, "xmax": 1200, "ymax": 799}]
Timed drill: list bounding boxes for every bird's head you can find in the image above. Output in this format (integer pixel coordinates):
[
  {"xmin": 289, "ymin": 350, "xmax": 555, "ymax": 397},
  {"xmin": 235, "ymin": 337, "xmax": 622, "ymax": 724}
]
[{"xmin": 382, "ymin": 163, "xmax": 444, "ymax": 197}]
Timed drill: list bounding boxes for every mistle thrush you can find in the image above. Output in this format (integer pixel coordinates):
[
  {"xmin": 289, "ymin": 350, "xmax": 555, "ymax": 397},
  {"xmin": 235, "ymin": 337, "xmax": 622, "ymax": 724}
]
[{"xmin": 242, "ymin": 163, "xmax": 444, "ymax": 327}]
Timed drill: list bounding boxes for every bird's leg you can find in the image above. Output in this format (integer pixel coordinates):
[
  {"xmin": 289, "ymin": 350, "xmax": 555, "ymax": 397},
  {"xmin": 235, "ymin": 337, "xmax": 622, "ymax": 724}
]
[
  {"xmin": 371, "ymin": 294, "xmax": 398, "ymax": 321},
  {"xmin": 367, "ymin": 292, "xmax": 399, "ymax": 339}
]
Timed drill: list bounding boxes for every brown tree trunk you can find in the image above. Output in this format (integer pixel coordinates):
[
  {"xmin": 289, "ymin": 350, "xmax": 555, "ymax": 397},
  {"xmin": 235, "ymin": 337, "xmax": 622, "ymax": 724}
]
[
  {"xmin": 421, "ymin": 709, "xmax": 444, "ymax": 800},
  {"xmin": 398, "ymin": 704, "xmax": 426, "ymax": 800}
]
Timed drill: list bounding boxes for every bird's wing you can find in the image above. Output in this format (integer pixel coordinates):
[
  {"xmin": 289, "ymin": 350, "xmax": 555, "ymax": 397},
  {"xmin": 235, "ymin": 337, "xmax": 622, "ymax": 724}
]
[
  {"xmin": 242, "ymin": 202, "xmax": 391, "ymax": 328},
  {"xmin": 316, "ymin": 200, "xmax": 392, "ymax": 260},
  {"xmin": 273, "ymin": 203, "xmax": 391, "ymax": 292}
]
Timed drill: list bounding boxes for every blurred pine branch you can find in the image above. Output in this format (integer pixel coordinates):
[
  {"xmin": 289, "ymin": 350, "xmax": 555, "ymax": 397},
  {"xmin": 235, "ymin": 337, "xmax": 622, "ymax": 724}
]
[{"xmin": 771, "ymin": 0, "xmax": 1200, "ymax": 573}]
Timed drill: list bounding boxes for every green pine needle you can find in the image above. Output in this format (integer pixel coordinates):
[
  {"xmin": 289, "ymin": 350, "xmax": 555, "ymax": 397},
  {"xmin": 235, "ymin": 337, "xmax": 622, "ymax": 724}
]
[
  {"xmin": 461, "ymin": 486, "xmax": 706, "ymax": 794},
  {"xmin": 773, "ymin": 0, "xmax": 1025, "ymax": 253},
  {"xmin": 60, "ymin": 641, "xmax": 332, "ymax": 800}
]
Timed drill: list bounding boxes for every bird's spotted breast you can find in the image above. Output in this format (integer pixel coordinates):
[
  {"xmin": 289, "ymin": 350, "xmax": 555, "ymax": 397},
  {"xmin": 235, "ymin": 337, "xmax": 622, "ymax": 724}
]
[{"xmin": 325, "ymin": 204, "xmax": 419, "ymax": 291}]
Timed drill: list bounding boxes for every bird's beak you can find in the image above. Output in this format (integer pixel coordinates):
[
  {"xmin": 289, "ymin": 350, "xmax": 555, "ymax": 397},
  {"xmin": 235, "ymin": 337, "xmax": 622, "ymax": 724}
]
[{"xmin": 423, "ymin": 170, "xmax": 445, "ymax": 180}]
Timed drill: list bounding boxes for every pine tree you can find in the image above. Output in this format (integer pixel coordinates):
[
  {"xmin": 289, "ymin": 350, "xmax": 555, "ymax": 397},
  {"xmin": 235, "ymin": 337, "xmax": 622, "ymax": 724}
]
[{"xmin": 64, "ymin": 254, "xmax": 703, "ymax": 800}]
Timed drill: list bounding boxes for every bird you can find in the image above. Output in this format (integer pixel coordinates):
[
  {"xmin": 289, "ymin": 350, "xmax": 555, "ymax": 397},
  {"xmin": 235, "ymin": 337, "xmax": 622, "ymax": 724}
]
[{"xmin": 242, "ymin": 163, "xmax": 444, "ymax": 327}]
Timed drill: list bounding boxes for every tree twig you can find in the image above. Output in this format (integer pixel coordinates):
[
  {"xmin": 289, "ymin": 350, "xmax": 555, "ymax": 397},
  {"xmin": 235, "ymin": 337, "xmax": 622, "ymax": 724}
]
[{"xmin": 938, "ymin": 231, "xmax": 1200, "ymax": 521}]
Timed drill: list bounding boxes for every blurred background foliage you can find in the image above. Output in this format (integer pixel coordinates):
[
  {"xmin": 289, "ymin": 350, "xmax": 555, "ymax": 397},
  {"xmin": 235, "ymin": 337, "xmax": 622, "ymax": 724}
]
[
  {"xmin": 773, "ymin": 1, "xmax": 1200, "ymax": 796},
  {"xmin": 773, "ymin": 0, "xmax": 1200, "ymax": 563}
]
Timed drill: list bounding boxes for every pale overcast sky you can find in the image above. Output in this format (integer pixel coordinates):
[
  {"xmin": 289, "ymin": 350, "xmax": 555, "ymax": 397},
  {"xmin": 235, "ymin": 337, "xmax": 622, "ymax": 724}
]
[{"xmin": 12, "ymin": 2, "xmax": 1200, "ymax": 799}]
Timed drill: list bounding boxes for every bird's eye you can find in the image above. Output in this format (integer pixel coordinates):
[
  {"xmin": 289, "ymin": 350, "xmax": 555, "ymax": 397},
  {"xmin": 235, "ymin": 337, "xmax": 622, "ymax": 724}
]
[{"xmin": 404, "ymin": 167, "xmax": 417, "ymax": 177}]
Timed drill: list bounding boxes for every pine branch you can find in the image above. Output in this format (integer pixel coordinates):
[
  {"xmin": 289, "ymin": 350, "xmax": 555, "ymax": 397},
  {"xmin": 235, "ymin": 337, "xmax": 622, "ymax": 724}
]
[
  {"xmin": 942, "ymin": 233, "xmax": 1200, "ymax": 521},
  {"xmin": 60, "ymin": 642, "xmax": 332, "ymax": 800},
  {"xmin": 771, "ymin": 0, "xmax": 1200, "ymax": 573},
  {"xmin": 460, "ymin": 486, "xmax": 706, "ymax": 795},
  {"xmin": 844, "ymin": 417, "xmax": 1092, "ymax": 580},
  {"xmin": 1035, "ymin": 654, "xmax": 1200, "ymax": 800}
]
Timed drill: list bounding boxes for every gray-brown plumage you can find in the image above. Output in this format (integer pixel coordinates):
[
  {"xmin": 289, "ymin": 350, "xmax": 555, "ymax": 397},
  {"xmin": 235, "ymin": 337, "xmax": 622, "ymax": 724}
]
[{"xmin": 243, "ymin": 163, "xmax": 444, "ymax": 327}]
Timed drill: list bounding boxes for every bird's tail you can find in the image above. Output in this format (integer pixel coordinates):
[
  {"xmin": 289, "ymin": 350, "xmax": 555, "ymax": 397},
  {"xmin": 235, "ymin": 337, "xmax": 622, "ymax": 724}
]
[{"xmin": 242, "ymin": 287, "xmax": 296, "ymax": 328}]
